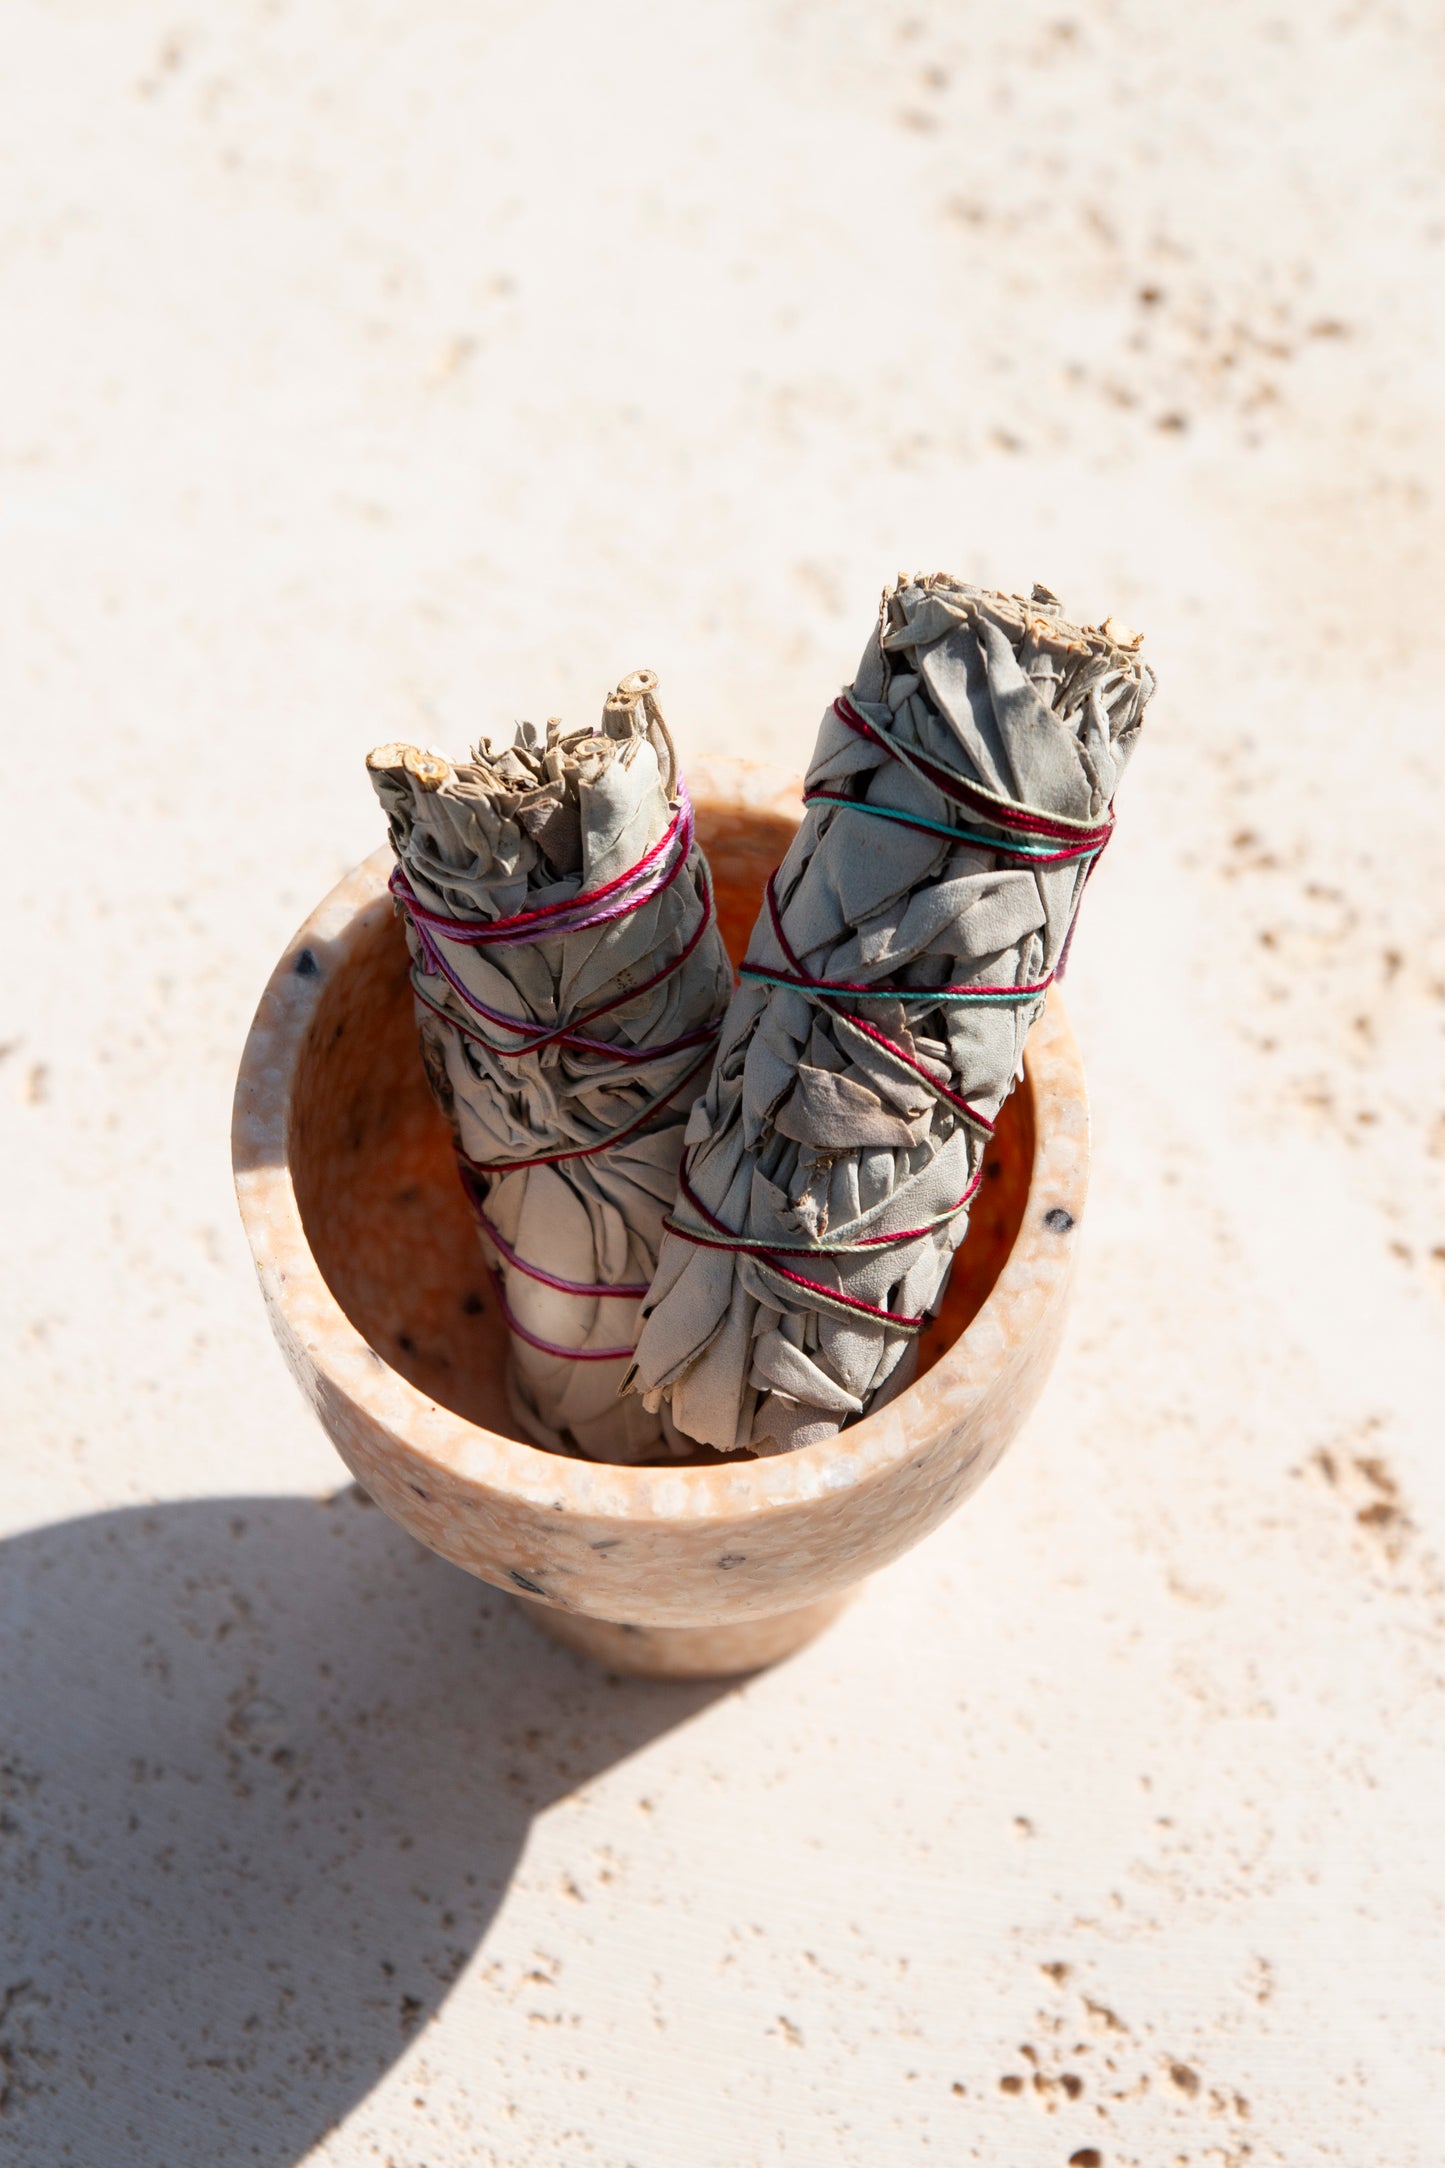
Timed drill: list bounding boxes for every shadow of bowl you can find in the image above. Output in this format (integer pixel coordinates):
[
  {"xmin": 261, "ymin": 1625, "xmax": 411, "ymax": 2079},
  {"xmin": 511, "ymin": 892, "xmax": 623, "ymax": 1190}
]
[
  {"xmin": 0, "ymin": 1491, "xmax": 724, "ymax": 2167},
  {"xmin": 232, "ymin": 759, "xmax": 1089, "ymax": 1677}
]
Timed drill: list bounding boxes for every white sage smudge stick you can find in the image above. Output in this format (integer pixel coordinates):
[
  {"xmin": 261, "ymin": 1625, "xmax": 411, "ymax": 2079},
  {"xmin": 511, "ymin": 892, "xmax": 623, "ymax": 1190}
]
[
  {"xmin": 367, "ymin": 673, "xmax": 733, "ymax": 1464},
  {"xmin": 625, "ymin": 578, "xmax": 1155, "ymax": 1456}
]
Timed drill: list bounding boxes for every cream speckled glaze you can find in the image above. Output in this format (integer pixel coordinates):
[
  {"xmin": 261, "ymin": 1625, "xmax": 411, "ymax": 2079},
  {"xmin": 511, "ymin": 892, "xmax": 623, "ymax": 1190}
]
[{"xmin": 232, "ymin": 759, "xmax": 1088, "ymax": 1677}]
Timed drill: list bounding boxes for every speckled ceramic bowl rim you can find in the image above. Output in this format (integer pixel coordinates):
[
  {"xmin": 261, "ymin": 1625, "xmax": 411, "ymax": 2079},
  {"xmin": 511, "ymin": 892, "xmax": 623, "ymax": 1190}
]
[{"xmin": 232, "ymin": 762, "xmax": 1088, "ymax": 1527}]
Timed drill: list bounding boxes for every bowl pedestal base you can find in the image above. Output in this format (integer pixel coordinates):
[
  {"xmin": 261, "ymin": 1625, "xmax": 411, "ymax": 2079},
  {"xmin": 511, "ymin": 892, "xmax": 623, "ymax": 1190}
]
[{"xmin": 518, "ymin": 1590, "xmax": 853, "ymax": 1679}]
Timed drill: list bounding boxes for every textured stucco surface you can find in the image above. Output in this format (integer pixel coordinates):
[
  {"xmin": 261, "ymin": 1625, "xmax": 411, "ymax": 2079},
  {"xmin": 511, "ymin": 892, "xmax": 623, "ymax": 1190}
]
[{"xmin": 3, "ymin": 4, "xmax": 1443, "ymax": 2163}]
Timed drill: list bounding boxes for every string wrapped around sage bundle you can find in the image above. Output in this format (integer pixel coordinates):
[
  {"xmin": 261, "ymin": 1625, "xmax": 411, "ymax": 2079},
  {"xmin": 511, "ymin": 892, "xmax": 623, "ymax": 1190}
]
[
  {"xmin": 367, "ymin": 672, "xmax": 733, "ymax": 1464},
  {"xmin": 625, "ymin": 578, "xmax": 1155, "ymax": 1456}
]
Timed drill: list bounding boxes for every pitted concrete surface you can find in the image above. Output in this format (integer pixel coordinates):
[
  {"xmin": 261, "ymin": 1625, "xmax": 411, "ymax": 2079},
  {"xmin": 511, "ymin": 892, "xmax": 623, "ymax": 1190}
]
[{"xmin": 3, "ymin": 5, "xmax": 1443, "ymax": 2163}]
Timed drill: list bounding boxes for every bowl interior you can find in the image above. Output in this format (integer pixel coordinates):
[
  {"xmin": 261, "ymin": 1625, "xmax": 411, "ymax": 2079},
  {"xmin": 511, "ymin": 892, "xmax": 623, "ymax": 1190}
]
[{"xmin": 287, "ymin": 801, "xmax": 1035, "ymax": 1454}]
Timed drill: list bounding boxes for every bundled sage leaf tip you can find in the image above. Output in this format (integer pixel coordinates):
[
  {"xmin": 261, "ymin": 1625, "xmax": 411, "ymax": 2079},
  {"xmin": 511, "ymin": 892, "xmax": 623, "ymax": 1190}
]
[
  {"xmin": 625, "ymin": 577, "xmax": 1155, "ymax": 1457},
  {"xmin": 367, "ymin": 671, "xmax": 733, "ymax": 1464}
]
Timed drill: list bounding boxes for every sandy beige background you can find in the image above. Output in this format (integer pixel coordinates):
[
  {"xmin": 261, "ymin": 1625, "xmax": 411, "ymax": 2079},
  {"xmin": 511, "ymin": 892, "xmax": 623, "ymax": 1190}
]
[{"xmin": 3, "ymin": 4, "xmax": 1443, "ymax": 2164}]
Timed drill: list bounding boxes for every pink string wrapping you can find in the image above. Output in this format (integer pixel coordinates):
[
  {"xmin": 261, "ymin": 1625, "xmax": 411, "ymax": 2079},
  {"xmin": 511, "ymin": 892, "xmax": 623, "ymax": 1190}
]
[
  {"xmin": 390, "ymin": 792, "xmax": 720, "ymax": 1064},
  {"xmin": 830, "ymin": 695, "xmax": 1115, "ymax": 853},
  {"xmin": 395, "ymin": 783, "xmax": 697, "ymax": 954},
  {"xmin": 484, "ymin": 1265, "xmax": 637, "ymax": 1363},
  {"xmin": 759, "ymin": 874, "xmax": 1000, "ymax": 1130},
  {"xmin": 405, "ymin": 932, "xmax": 721, "ymax": 1065},
  {"xmin": 458, "ymin": 1171, "xmax": 650, "ymax": 1299},
  {"xmin": 825, "ymin": 694, "xmax": 1113, "ymax": 987},
  {"xmin": 661, "ymin": 1163, "xmax": 985, "ymax": 1334}
]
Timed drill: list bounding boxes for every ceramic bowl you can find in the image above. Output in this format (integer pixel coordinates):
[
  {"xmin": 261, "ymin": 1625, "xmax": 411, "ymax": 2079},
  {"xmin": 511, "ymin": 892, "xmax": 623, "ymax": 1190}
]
[{"xmin": 232, "ymin": 758, "xmax": 1089, "ymax": 1677}]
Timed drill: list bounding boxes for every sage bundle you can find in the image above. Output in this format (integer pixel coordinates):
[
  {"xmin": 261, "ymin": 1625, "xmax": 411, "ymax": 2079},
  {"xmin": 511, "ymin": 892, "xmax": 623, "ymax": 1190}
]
[
  {"xmin": 626, "ymin": 578, "xmax": 1154, "ymax": 1455},
  {"xmin": 367, "ymin": 673, "xmax": 733, "ymax": 1464}
]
